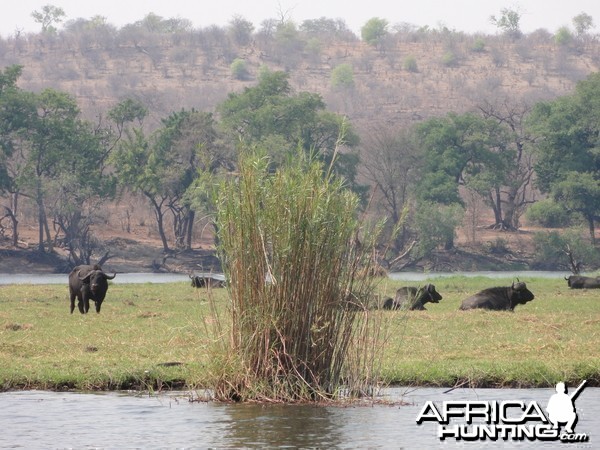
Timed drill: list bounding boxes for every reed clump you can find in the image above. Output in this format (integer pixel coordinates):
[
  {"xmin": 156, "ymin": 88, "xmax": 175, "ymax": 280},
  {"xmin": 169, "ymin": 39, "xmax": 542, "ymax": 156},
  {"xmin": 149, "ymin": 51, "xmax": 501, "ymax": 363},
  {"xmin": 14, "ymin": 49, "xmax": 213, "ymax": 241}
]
[{"xmin": 210, "ymin": 151, "xmax": 386, "ymax": 402}]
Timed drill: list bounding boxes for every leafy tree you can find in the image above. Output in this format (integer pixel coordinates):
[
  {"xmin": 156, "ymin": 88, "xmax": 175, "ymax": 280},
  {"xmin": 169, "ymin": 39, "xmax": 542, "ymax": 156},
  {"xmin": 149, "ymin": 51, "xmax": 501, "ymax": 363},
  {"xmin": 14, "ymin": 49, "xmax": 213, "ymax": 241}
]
[
  {"xmin": 361, "ymin": 18, "xmax": 388, "ymax": 48},
  {"xmin": 228, "ymin": 15, "xmax": 254, "ymax": 46},
  {"xmin": 533, "ymin": 229, "xmax": 600, "ymax": 272},
  {"xmin": 527, "ymin": 73, "xmax": 600, "ymax": 244},
  {"xmin": 1, "ymin": 74, "xmax": 115, "ymax": 259},
  {"xmin": 218, "ymin": 69, "xmax": 361, "ymax": 189},
  {"xmin": 414, "ymin": 112, "xmax": 511, "ymax": 212},
  {"xmin": 107, "ymin": 97, "xmax": 148, "ymax": 138},
  {"xmin": 413, "ymin": 201, "xmax": 464, "ymax": 254},
  {"xmin": 412, "ymin": 113, "xmax": 499, "ymax": 252},
  {"xmin": 28, "ymin": 90, "xmax": 115, "ymax": 258},
  {"xmin": 300, "ymin": 17, "xmax": 353, "ymax": 39},
  {"xmin": 554, "ymin": 27, "xmax": 573, "ymax": 46},
  {"xmin": 132, "ymin": 12, "xmax": 191, "ymax": 33},
  {"xmin": 0, "ymin": 65, "xmax": 35, "ymax": 246},
  {"xmin": 31, "ymin": 4, "xmax": 66, "ymax": 34},
  {"xmin": 525, "ymin": 198, "xmax": 572, "ymax": 228},
  {"xmin": 272, "ymin": 22, "xmax": 305, "ymax": 69},
  {"xmin": 47, "ymin": 120, "xmax": 116, "ymax": 265},
  {"xmin": 112, "ymin": 109, "xmax": 226, "ymax": 251},
  {"xmin": 489, "ymin": 7, "xmax": 522, "ymax": 39},
  {"xmin": 0, "ymin": 65, "xmax": 26, "ymax": 188},
  {"xmin": 14, "ymin": 89, "xmax": 79, "ymax": 252},
  {"xmin": 552, "ymin": 172, "xmax": 600, "ymax": 245},
  {"xmin": 572, "ymin": 12, "xmax": 594, "ymax": 37}
]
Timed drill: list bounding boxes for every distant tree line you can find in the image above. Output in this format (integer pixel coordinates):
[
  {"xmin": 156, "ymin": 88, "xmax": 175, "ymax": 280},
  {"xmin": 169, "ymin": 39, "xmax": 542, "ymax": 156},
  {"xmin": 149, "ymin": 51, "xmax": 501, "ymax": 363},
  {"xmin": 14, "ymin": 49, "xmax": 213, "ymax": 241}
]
[{"xmin": 1, "ymin": 62, "xmax": 599, "ymax": 270}]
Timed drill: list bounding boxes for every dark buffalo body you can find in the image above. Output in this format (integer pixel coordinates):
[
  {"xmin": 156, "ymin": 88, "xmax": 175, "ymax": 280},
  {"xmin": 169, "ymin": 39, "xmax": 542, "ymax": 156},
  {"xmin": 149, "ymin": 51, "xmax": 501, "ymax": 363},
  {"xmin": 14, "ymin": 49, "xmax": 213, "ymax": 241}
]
[
  {"xmin": 383, "ymin": 284, "xmax": 442, "ymax": 310},
  {"xmin": 459, "ymin": 282, "xmax": 534, "ymax": 311},
  {"xmin": 190, "ymin": 274, "xmax": 226, "ymax": 288},
  {"xmin": 69, "ymin": 264, "xmax": 116, "ymax": 314},
  {"xmin": 565, "ymin": 275, "xmax": 600, "ymax": 289}
]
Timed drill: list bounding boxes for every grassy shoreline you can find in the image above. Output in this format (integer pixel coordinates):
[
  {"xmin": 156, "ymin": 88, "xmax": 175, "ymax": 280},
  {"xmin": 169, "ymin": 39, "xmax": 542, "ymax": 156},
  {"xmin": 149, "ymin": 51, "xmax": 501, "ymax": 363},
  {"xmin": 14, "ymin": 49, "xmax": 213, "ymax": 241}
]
[{"xmin": 1, "ymin": 276, "xmax": 598, "ymax": 392}]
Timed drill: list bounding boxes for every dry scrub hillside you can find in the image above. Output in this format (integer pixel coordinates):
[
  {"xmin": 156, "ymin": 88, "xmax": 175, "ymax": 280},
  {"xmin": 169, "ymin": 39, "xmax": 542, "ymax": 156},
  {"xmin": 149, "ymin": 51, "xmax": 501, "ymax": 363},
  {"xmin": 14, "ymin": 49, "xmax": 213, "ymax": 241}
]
[{"xmin": 1, "ymin": 29, "xmax": 598, "ymax": 132}]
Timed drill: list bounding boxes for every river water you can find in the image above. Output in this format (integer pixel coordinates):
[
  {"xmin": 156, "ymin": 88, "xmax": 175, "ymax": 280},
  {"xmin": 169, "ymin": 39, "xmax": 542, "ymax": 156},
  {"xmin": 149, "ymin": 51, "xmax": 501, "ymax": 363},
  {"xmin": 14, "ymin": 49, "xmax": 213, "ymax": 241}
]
[
  {"xmin": 0, "ymin": 387, "xmax": 597, "ymax": 448},
  {"xmin": 0, "ymin": 270, "xmax": 572, "ymax": 285}
]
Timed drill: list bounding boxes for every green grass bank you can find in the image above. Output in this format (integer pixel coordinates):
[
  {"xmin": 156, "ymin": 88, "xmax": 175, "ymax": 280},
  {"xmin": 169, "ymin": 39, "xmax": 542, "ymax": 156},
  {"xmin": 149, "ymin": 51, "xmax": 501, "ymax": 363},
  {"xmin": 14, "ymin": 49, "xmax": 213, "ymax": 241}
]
[{"xmin": 0, "ymin": 276, "xmax": 598, "ymax": 392}]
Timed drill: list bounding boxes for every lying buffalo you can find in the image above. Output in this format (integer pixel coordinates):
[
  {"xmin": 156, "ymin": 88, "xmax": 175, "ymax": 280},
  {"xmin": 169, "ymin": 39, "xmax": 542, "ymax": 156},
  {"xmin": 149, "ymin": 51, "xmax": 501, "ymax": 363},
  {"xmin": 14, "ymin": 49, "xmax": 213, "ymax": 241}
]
[
  {"xmin": 190, "ymin": 274, "xmax": 226, "ymax": 288},
  {"xmin": 459, "ymin": 281, "xmax": 534, "ymax": 311},
  {"xmin": 69, "ymin": 264, "xmax": 116, "ymax": 314},
  {"xmin": 565, "ymin": 275, "xmax": 600, "ymax": 289},
  {"xmin": 382, "ymin": 284, "xmax": 443, "ymax": 310}
]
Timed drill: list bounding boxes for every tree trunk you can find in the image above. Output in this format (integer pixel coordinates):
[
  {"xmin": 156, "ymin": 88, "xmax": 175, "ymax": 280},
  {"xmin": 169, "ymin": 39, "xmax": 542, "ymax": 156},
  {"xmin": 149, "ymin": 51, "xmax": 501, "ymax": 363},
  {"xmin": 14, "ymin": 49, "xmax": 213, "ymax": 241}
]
[
  {"xmin": 185, "ymin": 209, "xmax": 195, "ymax": 250},
  {"xmin": 4, "ymin": 192, "xmax": 19, "ymax": 247},
  {"xmin": 489, "ymin": 188, "xmax": 503, "ymax": 228},
  {"xmin": 148, "ymin": 195, "xmax": 170, "ymax": 253},
  {"xmin": 35, "ymin": 184, "xmax": 52, "ymax": 253},
  {"xmin": 588, "ymin": 216, "xmax": 596, "ymax": 246}
]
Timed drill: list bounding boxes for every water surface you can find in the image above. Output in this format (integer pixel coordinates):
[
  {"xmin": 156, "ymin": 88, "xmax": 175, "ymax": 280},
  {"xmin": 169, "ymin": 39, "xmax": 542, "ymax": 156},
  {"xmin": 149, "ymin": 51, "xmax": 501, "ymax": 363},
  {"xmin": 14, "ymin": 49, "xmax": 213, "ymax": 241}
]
[
  {"xmin": 0, "ymin": 270, "xmax": 571, "ymax": 285},
  {"xmin": 1, "ymin": 387, "xmax": 597, "ymax": 448}
]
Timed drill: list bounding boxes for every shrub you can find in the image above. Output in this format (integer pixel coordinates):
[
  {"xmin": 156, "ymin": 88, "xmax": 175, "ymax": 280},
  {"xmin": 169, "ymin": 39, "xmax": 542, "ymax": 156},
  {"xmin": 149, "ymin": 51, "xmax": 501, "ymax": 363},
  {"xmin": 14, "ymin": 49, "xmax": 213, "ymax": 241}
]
[
  {"xmin": 441, "ymin": 51, "xmax": 459, "ymax": 67},
  {"xmin": 331, "ymin": 63, "xmax": 354, "ymax": 89},
  {"xmin": 525, "ymin": 199, "xmax": 572, "ymax": 228},
  {"xmin": 471, "ymin": 38, "xmax": 486, "ymax": 52},
  {"xmin": 403, "ymin": 56, "xmax": 418, "ymax": 72},
  {"xmin": 532, "ymin": 229, "xmax": 600, "ymax": 271},
  {"xmin": 210, "ymin": 150, "xmax": 387, "ymax": 402},
  {"xmin": 230, "ymin": 58, "xmax": 250, "ymax": 80},
  {"xmin": 554, "ymin": 27, "xmax": 573, "ymax": 46},
  {"xmin": 413, "ymin": 201, "xmax": 464, "ymax": 255}
]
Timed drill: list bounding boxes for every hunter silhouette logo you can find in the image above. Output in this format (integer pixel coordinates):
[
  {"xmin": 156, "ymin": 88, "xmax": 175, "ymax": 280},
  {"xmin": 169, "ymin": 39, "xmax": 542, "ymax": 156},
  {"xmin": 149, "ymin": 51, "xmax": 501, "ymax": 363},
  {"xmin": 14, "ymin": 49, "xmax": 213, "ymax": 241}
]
[
  {"xmin": 546, "ymin": 380, "xmax": 586, "ymax": 434},
  {"xmin": 416, "ymin": 380, "xmax": 589, "ymax": 442}
]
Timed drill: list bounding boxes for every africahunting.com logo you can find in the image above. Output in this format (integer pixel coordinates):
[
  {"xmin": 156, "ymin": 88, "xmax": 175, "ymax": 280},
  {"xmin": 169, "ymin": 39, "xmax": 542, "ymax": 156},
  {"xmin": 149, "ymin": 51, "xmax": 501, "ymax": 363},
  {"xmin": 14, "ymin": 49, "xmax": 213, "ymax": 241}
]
[{"xmin": 416, "ymin": 381, "xmax": 589, "ymax": 443}]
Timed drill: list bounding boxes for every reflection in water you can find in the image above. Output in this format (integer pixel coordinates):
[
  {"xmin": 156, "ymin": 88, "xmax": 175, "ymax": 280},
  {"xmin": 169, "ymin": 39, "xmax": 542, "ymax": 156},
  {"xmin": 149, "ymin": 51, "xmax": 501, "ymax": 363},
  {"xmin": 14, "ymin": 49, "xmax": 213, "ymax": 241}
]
[
  {"xmin": 223, "ymin": 403, "xmax": 342, "ymax": 448},
  {"xmin": 1, "ymin": 388, "xmax": 598, "ymax": 448}
]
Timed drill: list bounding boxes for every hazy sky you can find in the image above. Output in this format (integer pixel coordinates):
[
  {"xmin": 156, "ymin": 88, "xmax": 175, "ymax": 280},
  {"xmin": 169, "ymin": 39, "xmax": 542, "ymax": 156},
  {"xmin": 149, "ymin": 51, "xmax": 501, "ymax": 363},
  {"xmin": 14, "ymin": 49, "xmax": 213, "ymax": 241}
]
[{"xmin": 1, "ymin": 0, "xmax": 599, "ymax": 37}]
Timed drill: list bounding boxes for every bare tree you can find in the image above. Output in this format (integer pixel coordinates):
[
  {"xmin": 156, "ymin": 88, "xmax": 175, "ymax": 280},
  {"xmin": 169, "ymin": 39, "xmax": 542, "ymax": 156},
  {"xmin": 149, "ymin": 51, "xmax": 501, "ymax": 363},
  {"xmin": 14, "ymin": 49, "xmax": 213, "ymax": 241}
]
[
  {"xmin": 361, "ymin": 126, "xmax": 422, "ymax": 249},
  {"xmin": 477, "ymin": 97, "xmax": 537, "ymax": 229}
]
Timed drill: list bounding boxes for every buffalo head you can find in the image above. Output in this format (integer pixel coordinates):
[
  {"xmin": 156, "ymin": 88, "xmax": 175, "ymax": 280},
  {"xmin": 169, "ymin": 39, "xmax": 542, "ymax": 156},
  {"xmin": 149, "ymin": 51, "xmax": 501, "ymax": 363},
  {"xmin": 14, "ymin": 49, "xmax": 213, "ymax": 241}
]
[{"xmin": 511, "ymin": 281, "xmax": 535, "ymax": 306}]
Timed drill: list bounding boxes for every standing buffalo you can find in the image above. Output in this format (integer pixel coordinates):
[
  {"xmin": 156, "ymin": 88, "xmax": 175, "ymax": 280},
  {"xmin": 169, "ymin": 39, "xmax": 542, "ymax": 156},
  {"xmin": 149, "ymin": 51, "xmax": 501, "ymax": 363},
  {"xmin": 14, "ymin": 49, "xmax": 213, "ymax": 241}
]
[
  {"xmin": 459, "ymin": 281, "xmax": 534, "ymax": 311},
  {"xmin": 382, "ymin": 284, "xmax": 443, "ymax": 310},
  {"xmin": 565, "ymin": 275, "xmax": 600, "ymax": 289},
  {"xmin": 69, "ymin": 264, "xmax": 116, "ymax": 314}
]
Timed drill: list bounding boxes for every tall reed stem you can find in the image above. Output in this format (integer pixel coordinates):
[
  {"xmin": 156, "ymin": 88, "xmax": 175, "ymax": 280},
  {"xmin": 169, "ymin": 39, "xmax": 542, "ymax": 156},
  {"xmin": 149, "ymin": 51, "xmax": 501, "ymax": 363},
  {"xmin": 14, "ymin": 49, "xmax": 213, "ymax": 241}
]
[{"xmin": 211, "ymin": 151, "xmax": 386, "ymax": 402}]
